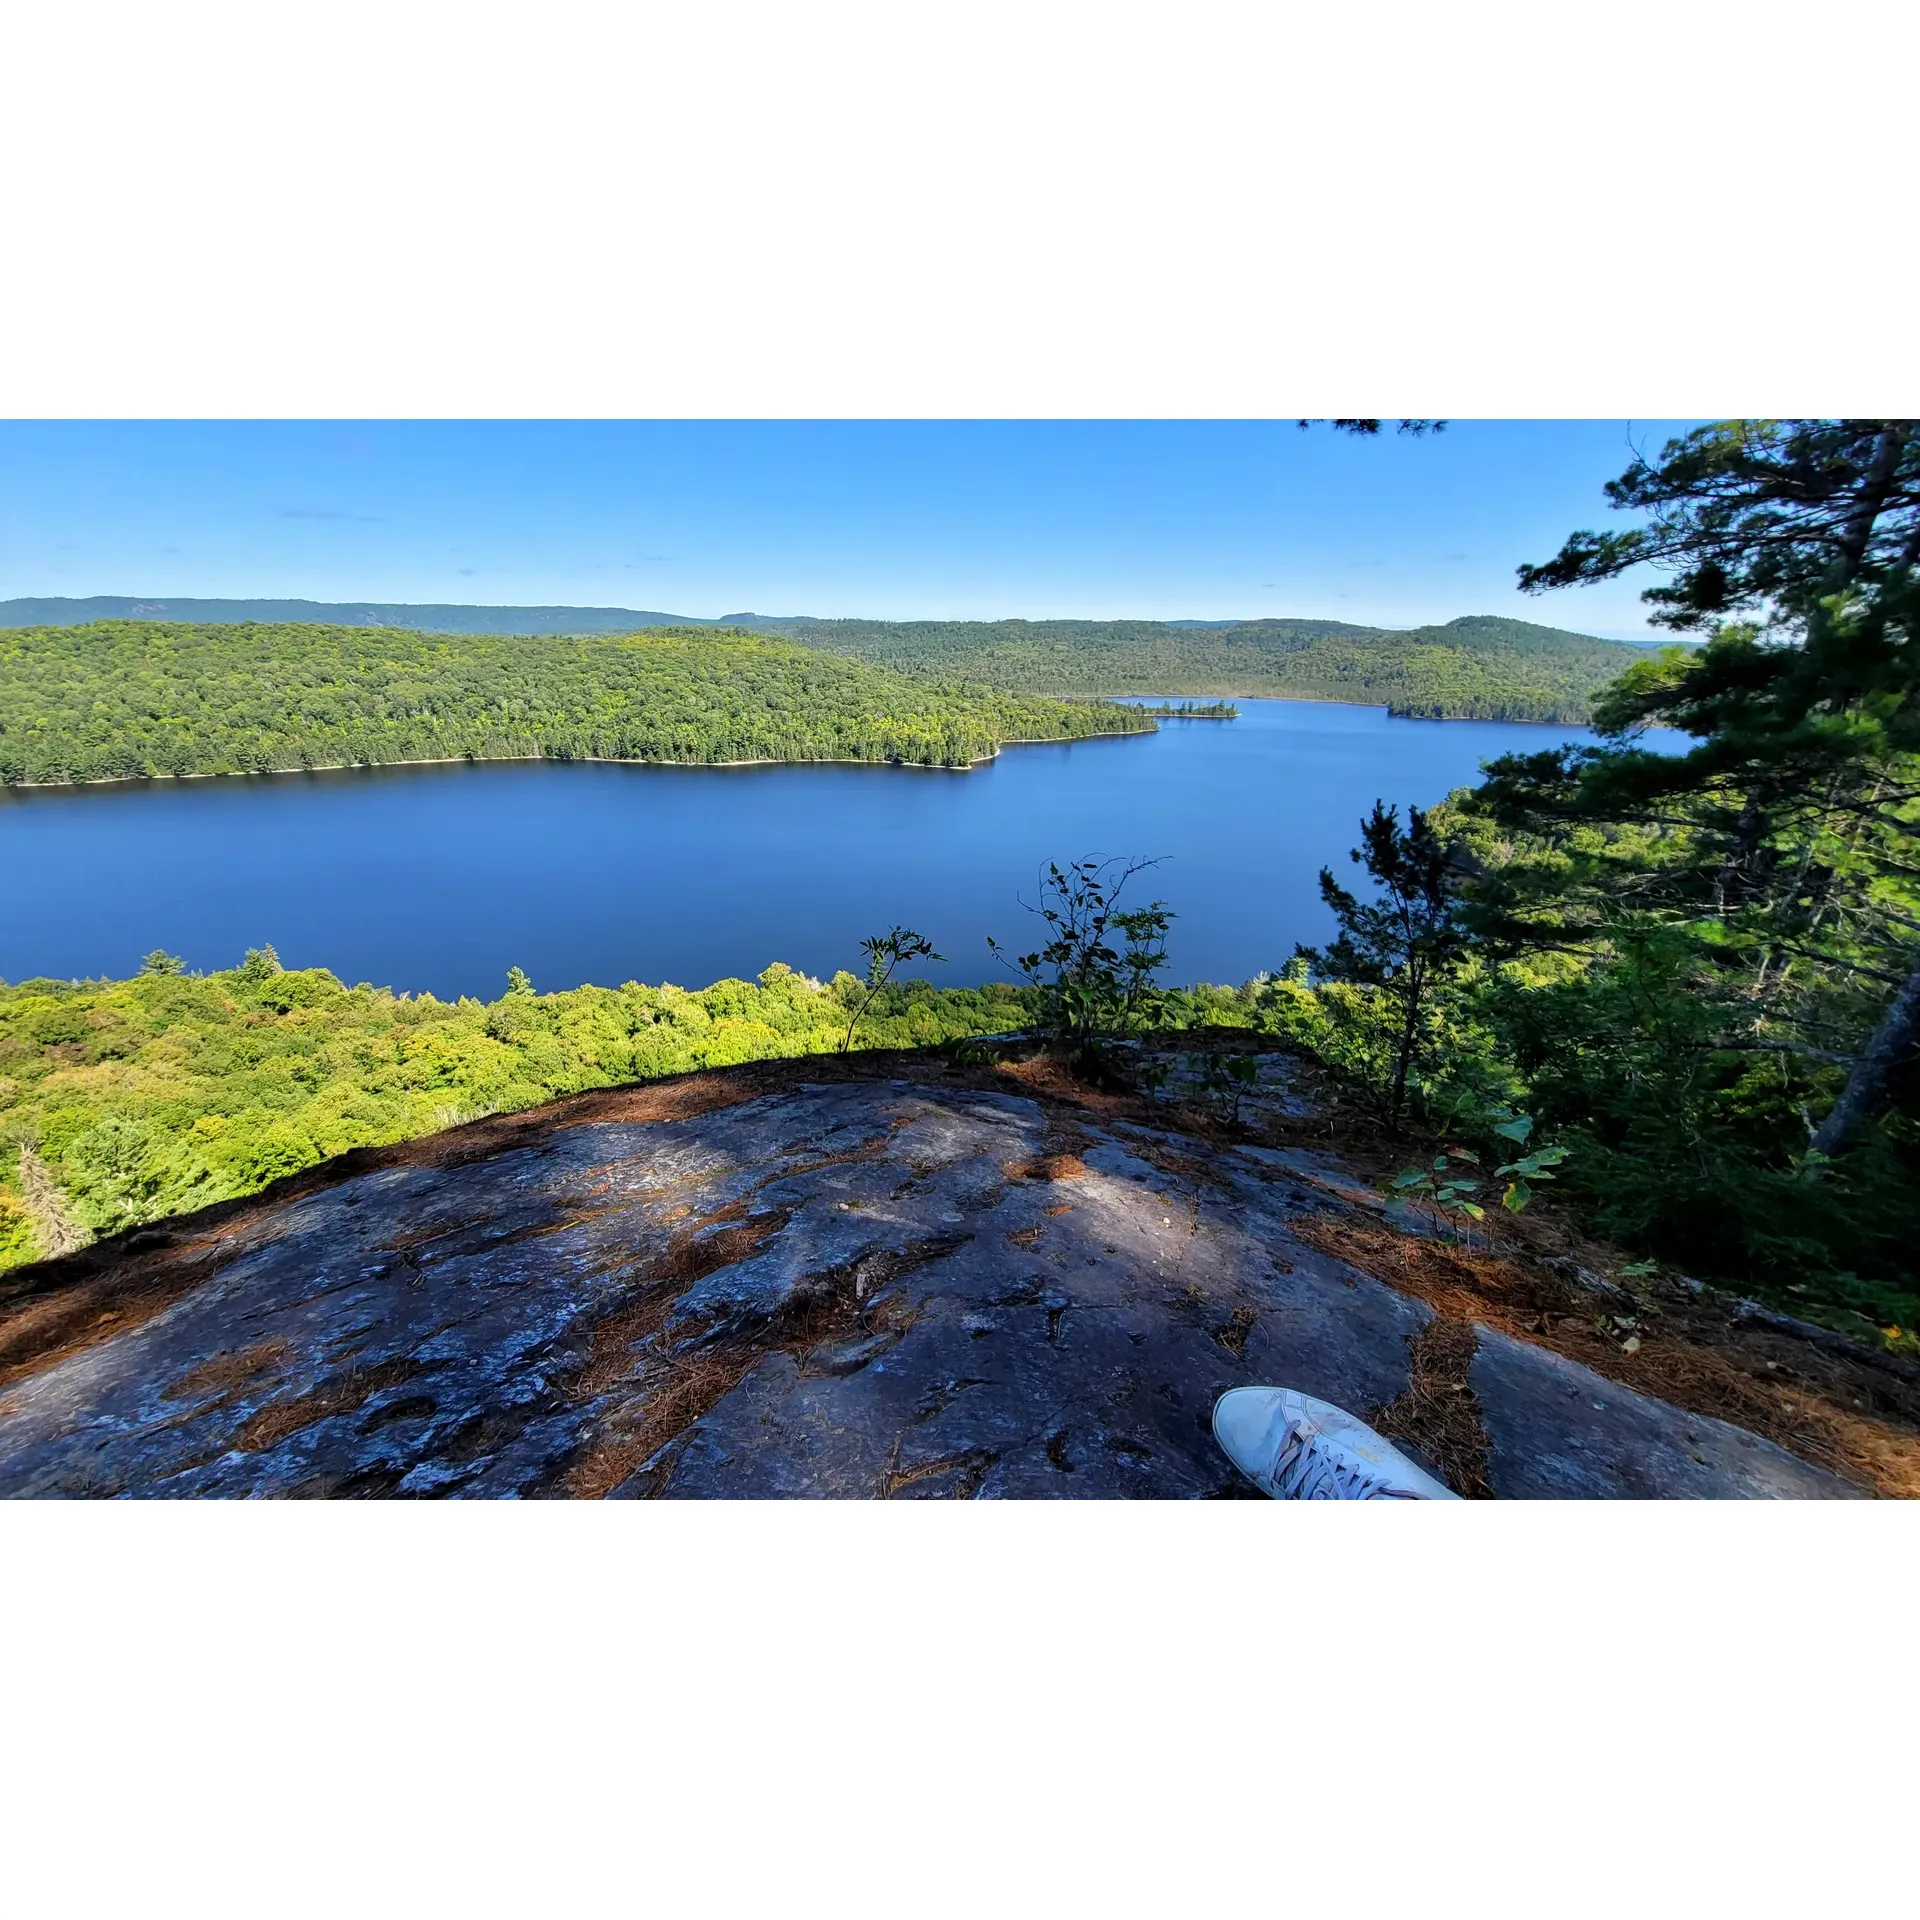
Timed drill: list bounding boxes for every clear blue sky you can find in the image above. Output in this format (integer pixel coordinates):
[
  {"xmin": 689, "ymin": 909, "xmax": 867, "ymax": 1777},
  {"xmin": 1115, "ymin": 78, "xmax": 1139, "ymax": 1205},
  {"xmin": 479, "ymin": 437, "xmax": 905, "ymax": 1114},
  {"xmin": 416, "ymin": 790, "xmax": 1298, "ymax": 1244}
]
[{"xmin": 0, "ymin": 420, "xmax": 1706, "ymax": 639}]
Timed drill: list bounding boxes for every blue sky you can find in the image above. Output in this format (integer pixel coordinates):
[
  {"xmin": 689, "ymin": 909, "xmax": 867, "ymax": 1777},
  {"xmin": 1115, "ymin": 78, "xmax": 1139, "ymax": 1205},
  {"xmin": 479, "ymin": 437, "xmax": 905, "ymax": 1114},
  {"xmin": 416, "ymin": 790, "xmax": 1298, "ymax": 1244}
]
[{"xmin": 0, "ymin": 420, "xmax": 1706, "ymax": 638}]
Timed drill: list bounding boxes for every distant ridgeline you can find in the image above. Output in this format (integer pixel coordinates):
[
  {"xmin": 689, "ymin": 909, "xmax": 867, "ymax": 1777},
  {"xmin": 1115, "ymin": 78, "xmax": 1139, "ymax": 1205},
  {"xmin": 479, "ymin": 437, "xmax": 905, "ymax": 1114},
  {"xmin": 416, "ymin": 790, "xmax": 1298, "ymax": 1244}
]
[
  {"xmin": 0, "ymin": 621, "xmax": 1145, "ymax": 784},
  {"xmin": 0, "ymin": 599, "xmax": 1655, "ymax": 725},
  {"xmin": 0, "ymin": 595, "xmax": 704, "ymax": 636}
]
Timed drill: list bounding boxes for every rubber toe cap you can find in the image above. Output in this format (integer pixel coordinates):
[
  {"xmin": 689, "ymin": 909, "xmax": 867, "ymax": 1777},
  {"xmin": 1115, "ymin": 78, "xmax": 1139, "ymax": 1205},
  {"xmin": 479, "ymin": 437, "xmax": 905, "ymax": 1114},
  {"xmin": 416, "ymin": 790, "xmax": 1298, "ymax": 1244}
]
[{"xmin": 1212, "ymin": 1386, "xmax": 1286, "ymax": 1478}]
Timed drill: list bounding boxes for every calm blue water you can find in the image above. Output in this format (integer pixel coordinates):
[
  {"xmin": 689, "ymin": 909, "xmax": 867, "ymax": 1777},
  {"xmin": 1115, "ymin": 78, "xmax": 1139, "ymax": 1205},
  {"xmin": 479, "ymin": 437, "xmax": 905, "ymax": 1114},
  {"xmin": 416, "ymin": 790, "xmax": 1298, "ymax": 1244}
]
[{"xmin": 0, "ymin": 700, "xmax": 1653, "ymax": 997}]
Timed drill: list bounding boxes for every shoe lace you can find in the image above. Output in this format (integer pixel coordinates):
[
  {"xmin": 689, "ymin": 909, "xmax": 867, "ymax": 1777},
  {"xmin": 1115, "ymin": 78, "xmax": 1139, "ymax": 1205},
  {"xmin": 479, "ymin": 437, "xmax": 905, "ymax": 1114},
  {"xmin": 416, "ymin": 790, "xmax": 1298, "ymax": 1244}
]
[{"xmin": 1269, "ymin": 1420, "xmax": 1417, "ymax": 1500}]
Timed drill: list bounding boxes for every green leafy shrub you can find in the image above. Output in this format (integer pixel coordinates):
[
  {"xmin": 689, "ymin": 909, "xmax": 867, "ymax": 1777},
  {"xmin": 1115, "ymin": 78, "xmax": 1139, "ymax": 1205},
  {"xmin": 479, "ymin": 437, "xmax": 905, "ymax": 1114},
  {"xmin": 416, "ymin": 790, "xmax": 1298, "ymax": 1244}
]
[
  {"xmin": 1389, "ymin": 1151, "xmax": 1488, "ymax": 1233},
  {"xmin": 988, "ymin": 858, "xmax": 1173, "ymax": 1064}
]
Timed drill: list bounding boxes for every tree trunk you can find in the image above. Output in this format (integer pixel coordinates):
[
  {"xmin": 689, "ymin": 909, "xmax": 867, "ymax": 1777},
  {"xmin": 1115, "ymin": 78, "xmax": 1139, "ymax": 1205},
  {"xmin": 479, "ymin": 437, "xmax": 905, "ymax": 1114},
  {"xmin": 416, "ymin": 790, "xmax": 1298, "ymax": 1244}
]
[
  {"xmin": 1834, "ymin": 423, "xmax": 1909, "ymax": 578},
  {"xmin": 17, "ymin": 1146, "xmax": 92, "ymax": 1260},
  {"xmin": 1801, "ymin": 423, "xmax": 1908, "ymax": 662},
  {"xmin": 1809, "ymin": 950, "xmax": 1920, "ymax": 1156},
  {"xmin": 1388, "ymin": 971, "xmax": 1422, "ymax": 1128}
]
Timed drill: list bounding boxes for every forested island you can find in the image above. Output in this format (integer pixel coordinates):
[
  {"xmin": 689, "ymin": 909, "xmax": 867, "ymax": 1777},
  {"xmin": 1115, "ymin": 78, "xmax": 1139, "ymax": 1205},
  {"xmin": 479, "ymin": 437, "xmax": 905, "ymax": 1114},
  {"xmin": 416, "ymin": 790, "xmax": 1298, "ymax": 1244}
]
[{"xmin": 0, "ymin": 621, "xmax": 1147, "ymax": 784}]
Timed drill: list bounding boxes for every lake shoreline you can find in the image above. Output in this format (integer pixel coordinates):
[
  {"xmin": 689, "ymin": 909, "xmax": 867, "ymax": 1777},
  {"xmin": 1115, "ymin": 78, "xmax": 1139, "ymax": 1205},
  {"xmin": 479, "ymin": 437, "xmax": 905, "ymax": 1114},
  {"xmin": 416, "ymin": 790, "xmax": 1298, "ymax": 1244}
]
[
  {"xmin": 0, "ymin": 724, "xmax": 1160, "ymax": 793},
  {"xmin": 1058, "ymin": 685, "xmax": 1604, "ymax": 725},
  {"xmin": 1, "ymin": 696, "xmax": 1664, "ymax": 1000},
  {"xmin": 0, "ymin": 686, "xmax": 1616, "ymax": 794}
]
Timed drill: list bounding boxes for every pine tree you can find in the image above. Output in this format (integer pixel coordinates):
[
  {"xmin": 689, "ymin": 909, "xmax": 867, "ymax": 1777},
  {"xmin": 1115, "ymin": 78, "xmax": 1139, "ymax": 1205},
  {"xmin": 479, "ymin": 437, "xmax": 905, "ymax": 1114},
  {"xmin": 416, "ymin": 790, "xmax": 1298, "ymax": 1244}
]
[
  {"xmin": 1295, "ymin": 803, "xmax": 1470, "ymax": 1127},
  {"xmin": 1482, "ymin": 420, "xmax": 1920, "ymax": 1154}
]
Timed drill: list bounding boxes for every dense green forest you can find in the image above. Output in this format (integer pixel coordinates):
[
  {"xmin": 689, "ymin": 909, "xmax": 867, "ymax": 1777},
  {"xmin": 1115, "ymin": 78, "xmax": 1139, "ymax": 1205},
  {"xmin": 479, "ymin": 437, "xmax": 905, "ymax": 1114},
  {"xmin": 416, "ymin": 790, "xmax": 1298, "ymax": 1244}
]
[
  {"xmin": 0, "ymin": 954, "xmax": 1027, "ymax": 1266},
  {"xmin": 0, "ymin": 621, "xmax": 1146, "ymax": 783},
  {"xmin": 764, "ymin": 614, "xmax": 1648, "ymax": 723},
  {"xmin": 0, "ymin": 949, "xmax": 1256, "ymax": 1271},
  {"xmin": 1, "ymin": 601, "xmax": 1650, "ymax": 723}
]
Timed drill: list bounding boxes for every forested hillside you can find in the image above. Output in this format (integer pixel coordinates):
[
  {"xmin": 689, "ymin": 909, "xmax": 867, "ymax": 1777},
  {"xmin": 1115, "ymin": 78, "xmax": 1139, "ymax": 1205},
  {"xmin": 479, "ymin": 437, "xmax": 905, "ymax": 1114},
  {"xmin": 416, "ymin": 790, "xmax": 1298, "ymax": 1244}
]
[
  {"xmin": 762, "ymin": 613, "xmax": 1646, "ymax": 722},
  {"xmin": 0, "ymin": 621, "xmax": 1146, "ymax": 783},
  {"xmin": 1, "ymin": 600, "xmax": 1652, "ymax": 721},
  {"xmin": 0, "ymin": 953, "xmax": 1054, "ymax": 1266}
]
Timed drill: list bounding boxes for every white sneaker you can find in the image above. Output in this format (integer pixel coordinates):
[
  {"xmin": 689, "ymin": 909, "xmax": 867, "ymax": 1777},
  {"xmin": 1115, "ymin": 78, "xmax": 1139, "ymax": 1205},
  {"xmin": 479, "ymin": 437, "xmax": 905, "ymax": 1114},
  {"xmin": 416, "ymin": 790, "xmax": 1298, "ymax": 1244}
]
[{"xmin": 1213, "ymin": 1386, "xmax": 1459, "ymax": 1500}]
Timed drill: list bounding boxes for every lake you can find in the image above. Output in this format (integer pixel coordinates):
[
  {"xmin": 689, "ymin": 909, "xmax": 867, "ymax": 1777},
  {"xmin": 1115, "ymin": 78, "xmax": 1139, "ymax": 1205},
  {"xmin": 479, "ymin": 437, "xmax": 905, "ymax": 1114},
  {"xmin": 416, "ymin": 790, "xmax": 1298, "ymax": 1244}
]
[{"xmin": 0, "ymin": 699, "xmax": 1646, "ymax": 998}]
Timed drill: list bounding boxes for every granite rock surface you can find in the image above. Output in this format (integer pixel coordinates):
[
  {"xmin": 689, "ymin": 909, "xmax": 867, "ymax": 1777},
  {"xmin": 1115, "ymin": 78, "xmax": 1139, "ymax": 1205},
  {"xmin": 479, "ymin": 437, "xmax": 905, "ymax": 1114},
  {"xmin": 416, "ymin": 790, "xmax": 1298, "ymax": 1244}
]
[{"xmin": 0, "ymin": 1074, "xmax": 1863, "ymax": 1499}]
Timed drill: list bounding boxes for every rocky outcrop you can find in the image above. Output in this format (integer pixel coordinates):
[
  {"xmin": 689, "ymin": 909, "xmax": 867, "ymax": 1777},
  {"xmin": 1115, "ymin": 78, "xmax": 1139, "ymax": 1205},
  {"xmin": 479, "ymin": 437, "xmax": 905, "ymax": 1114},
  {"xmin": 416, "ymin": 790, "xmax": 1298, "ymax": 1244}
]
[{"xmin": 0, "ymin": 1064, "xmax": 1869, "ymax": 1499}]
